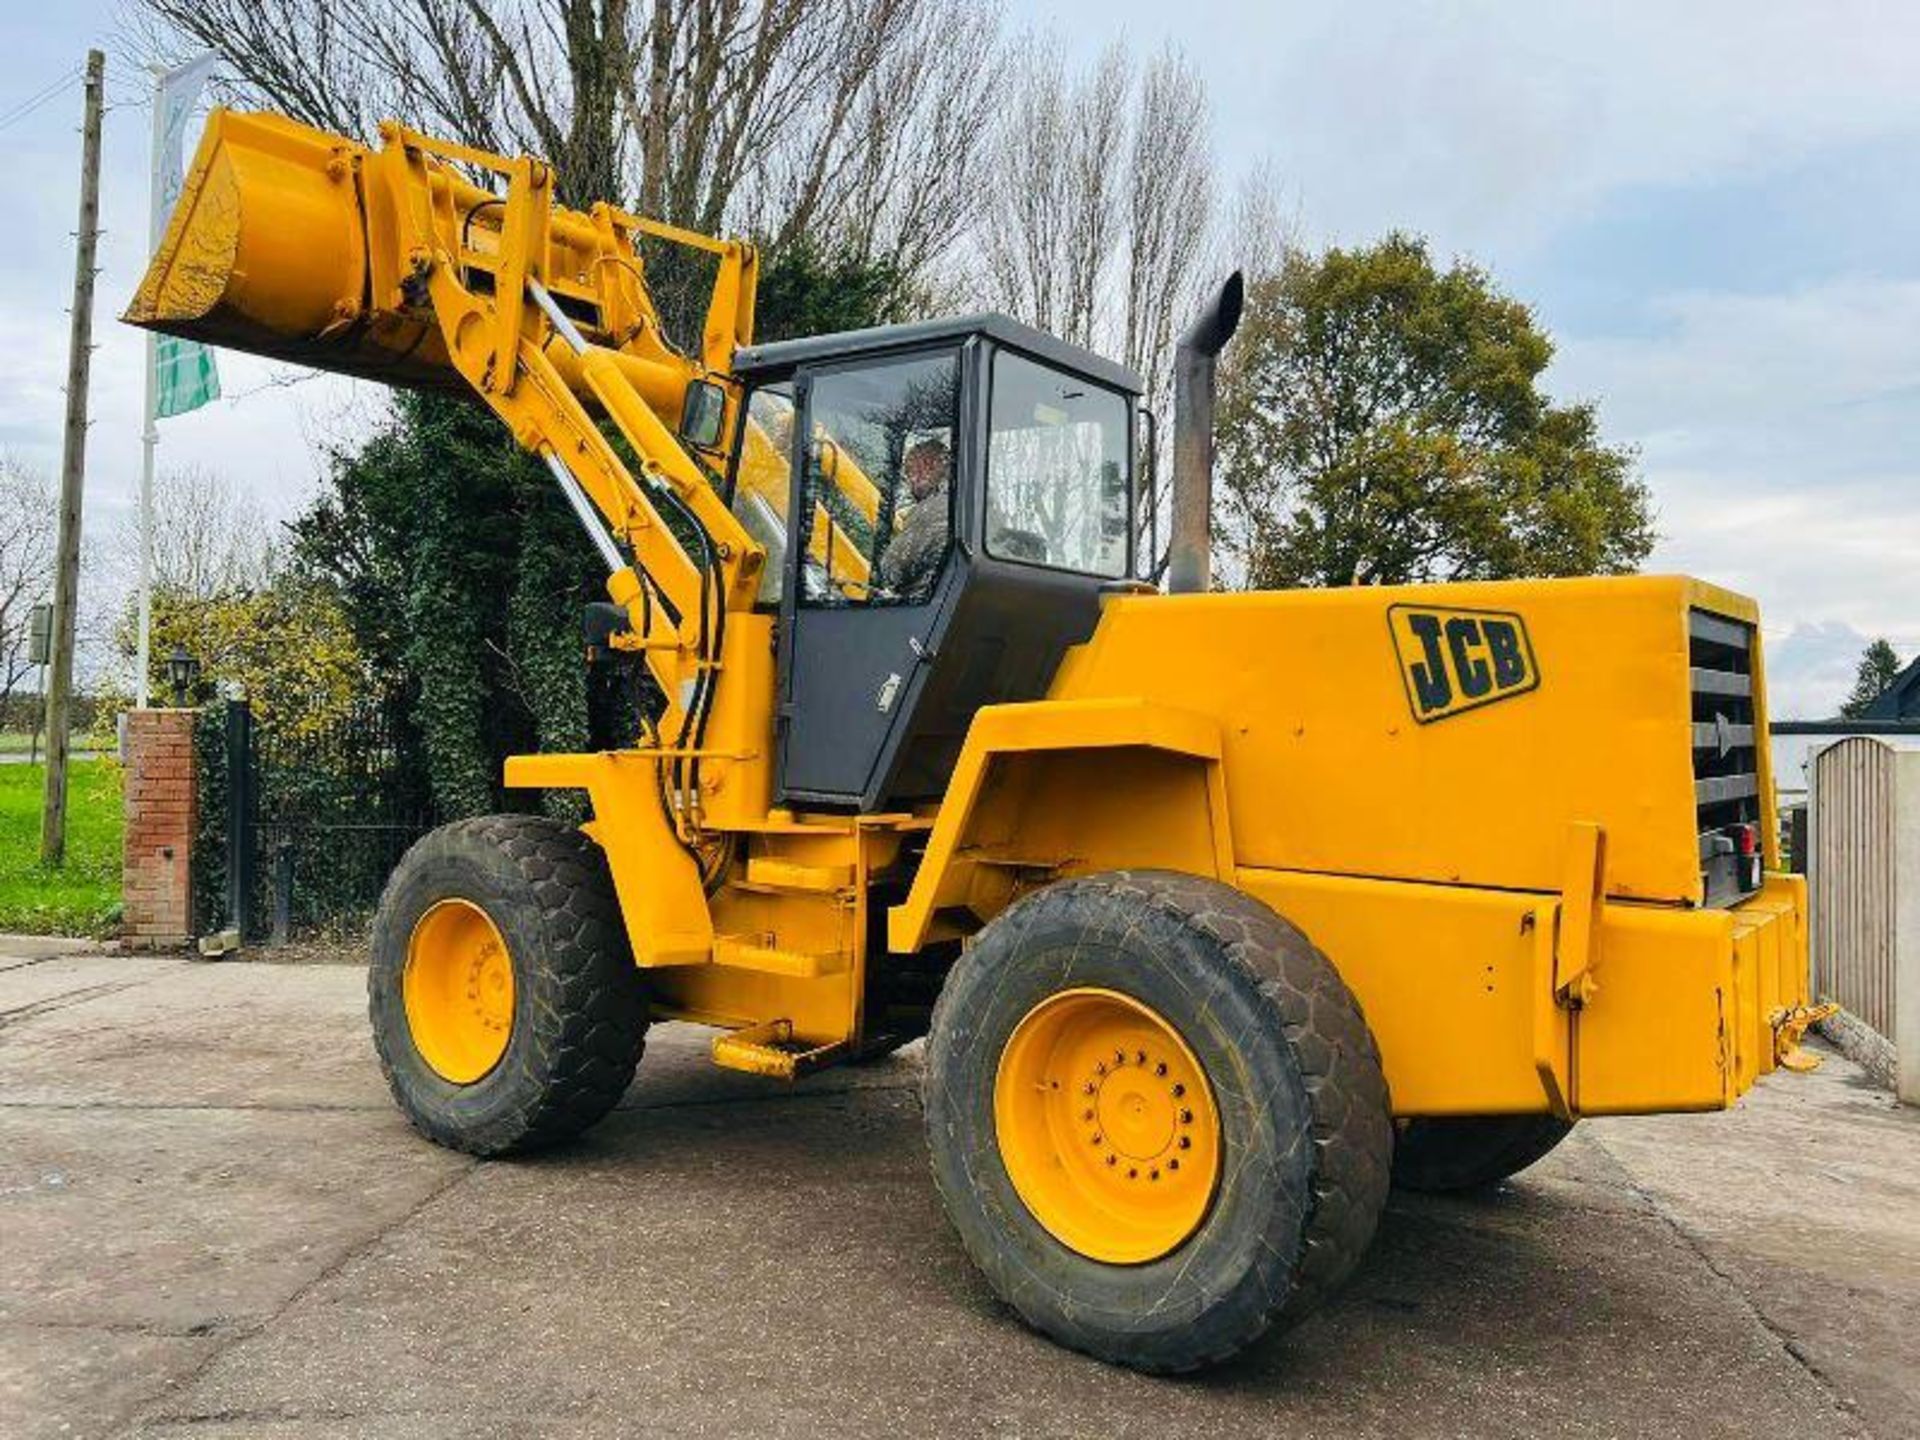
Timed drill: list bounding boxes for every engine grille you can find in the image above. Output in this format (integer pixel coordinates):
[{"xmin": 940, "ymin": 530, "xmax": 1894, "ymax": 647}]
[{"xmin": 1689, "ymin": 609, "xmax": 1762, "ymax": 906}]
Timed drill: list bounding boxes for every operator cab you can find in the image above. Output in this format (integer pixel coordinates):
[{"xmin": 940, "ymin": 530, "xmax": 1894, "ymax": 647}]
[{"xmin": 727, "ymin": 315, "xmax": 1145, "ymax": 811}]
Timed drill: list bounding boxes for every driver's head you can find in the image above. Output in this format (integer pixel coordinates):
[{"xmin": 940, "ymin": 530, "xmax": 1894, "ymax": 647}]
[{"xmin": 905, "ymin": 437, "xmax": 950, "ymax": 501}]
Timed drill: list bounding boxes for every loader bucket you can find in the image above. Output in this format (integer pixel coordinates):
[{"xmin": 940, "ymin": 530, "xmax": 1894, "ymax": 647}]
[{"xmin": 123, "ymin": 109, "xmax": 455, "ymax": 389}]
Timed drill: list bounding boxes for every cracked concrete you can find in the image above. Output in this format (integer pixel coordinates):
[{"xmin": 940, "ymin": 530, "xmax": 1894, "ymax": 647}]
[{"xmin": 1, "ymin": 946, "xmax": 1915, "ymax": 1438}]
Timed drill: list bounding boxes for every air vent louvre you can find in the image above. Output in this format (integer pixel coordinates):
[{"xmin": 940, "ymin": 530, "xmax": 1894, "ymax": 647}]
[{"xmin": 1689, "ymin": 609, "xmax": 1762, "ymax": 906}]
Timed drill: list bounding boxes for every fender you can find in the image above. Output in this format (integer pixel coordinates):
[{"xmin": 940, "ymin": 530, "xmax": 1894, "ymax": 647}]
[
  {"xmin": 504, "ymin": 751, "xmax": 713, "ymax": 966},
  {"xmin": 887, "ymin": 698, "xmax": 1235, "ymax": 953}
]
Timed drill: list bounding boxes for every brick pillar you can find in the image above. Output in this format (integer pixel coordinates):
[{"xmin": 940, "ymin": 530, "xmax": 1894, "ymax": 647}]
[{"xmin": 123, "ymin": 708, "xmax": 198, "ymax": 948}]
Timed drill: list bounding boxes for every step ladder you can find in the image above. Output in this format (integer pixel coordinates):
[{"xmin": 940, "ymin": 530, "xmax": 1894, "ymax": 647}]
[
  {"xmin": 710, "ymin": 1018, "xmax": 845, "ymax": 1079},
  {"xmin": 710, "ymin": 935, "xmax": 848, "ymax": 980}
]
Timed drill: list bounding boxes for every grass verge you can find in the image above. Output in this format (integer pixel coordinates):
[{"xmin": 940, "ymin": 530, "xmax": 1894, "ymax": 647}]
[{"xmin": 0, "ymin": 761, "xmax": 122, "ymax": 936}]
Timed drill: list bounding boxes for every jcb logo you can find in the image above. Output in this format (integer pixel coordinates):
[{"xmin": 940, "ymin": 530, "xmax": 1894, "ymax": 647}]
[{"xmin": 1388, "ymin": 605, "xmax": 1539, "ymax": 723}]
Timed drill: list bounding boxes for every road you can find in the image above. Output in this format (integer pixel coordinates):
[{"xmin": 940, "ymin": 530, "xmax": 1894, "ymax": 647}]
[{"xmin": 2, "ymin": 941, "xmax": 1915, "ymax": 1438}]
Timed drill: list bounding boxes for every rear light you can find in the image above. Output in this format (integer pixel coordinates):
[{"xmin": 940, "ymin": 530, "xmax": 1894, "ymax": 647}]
[{"xmin": 1737, "ymin": 823, "xmax": 1763, "ymax": 890}]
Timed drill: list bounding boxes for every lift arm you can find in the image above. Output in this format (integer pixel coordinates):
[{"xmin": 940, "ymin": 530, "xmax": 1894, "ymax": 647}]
[{"xmin": 127, "ymin": 109, "xmax": 776, "ymax": 816}]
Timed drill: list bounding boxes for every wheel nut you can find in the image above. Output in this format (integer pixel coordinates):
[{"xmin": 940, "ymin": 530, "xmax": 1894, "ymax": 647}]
[
  {"xmin": 1149, "ymin": 1168, "xmax": 1160, "ymax": 1181},
  {"xmin": 1154, "ymin": 1062, "xmax": 1168, "ymax": 1077},
  {"xmin": 1171, "ymin": 1083, "xmax": 1185, "ymax": 1098},
  {"xmin": 1178, "ymin": 1135, "xmax": 1191, "ymax": 1150},
  {"xmin": 1082, "ymin": 1108, "xmax": 1094, "ymax": 1121},
  {"xmin": 1135, "ymin": 1049, "xmax": 1147, "ymax": 1065},
  {"xmin": 1082, "ymin": 1082, "xmax": 1095, "ymax": 1095},
  {"xmin": 1168, "ymin": 1157, "xmax": 1181, "ymax": 1171},
  {"xmin": 1178, "ymin": 1108, "xmax": 1193, "ymax": 1124},
  {"xmin": 1113, "ymin": 1049, "xmax": 1126, "ymax": 1066},
  {"xmin": 1106, "ymin": 1154, "xmax": 1118, "ymax": 1167}
]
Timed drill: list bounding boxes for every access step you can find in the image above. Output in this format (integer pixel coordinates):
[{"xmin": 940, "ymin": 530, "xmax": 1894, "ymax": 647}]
[
  {"xmin": 710, "ymin": 1019, "xmax": 844, "ymax": 1079},
  {"xmin": 741, "ymin": 857, "xmax": 855, "ymax": 893},
  {"xmin": 711, "ymin": 936, "xmax": 848, "ymax": 979}
]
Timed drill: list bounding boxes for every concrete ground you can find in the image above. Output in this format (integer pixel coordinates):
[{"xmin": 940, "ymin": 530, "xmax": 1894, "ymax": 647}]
[{"xmin": 2, "ymin": 943, "xmax": 1916, "ymax": 1440}]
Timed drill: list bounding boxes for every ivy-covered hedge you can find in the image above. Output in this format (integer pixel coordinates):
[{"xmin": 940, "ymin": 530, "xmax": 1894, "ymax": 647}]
[{"xmin": 191, "ymin": 704, "xmax": 230, "ymax": 937}]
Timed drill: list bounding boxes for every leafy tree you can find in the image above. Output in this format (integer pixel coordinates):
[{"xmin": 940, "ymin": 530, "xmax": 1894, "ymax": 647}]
[
  {"xmin": 752, "ymin": 239, "xmax": 915, "ymax": 342},
  {"xmin": 1839, "ymin": 638, "xmax": 1904, "ymax": 719},
  {"xmin": 121, "ymin": 581, "xmax": 365, "ymax": 739},
  {"xmin": 1215, "ymin": 234, "xmax": 1655, "ymax": 590}
]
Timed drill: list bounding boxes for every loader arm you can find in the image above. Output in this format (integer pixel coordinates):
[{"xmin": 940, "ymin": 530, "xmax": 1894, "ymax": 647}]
[{"xmin": 127, "ymin": 109, "xmax": 805, "ymax": 834}]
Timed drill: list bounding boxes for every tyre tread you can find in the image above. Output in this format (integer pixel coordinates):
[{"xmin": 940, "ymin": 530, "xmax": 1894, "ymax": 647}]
[
  {"xmin": 923, "ymin": 868, "xmax": 1393, "ymax": 1374},
  {"xmin": 370, "ymin": 814, "xmax": 645, "ymax": 1156}
]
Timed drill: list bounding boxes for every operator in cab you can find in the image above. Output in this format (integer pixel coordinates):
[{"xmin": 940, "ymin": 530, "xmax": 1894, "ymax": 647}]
[{"xmin": 874, "ymin": 436, "xmax": 950, "ymax": 603}]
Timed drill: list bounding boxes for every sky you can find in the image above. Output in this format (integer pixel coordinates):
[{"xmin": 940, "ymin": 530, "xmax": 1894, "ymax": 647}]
[{"xmin": 1, "ymin": 0, "xmax": 1915, "ymax": 716}]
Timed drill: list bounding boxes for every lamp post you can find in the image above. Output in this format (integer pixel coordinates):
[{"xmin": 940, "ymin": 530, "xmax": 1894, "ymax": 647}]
[{"xmin": 166, "ymin": 645, "xmax": 200, "ymax": 708}]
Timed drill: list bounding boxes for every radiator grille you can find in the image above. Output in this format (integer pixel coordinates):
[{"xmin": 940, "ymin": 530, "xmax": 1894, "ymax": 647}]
[{"xmin": 1689, "ymin": 609, "xmax": 1762, "ymax": 906}]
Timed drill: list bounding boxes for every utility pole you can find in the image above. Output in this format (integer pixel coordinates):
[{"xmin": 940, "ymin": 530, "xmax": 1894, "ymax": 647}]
[{"xmin": 41, "ymin": 49, "xmax": 105, "ymax": 866}]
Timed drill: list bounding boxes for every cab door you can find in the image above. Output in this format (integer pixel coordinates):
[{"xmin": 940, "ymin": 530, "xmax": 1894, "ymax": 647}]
[{"xmin": 775, "ymin": 346, "xmax": 967, "ymax": 808}]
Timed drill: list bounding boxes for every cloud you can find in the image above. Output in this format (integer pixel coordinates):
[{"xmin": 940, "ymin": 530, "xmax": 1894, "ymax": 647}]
[
  {"xmin": 1763, "ymin": 618, "xmax": 1895, "ymax": 722},
  {"xmin": 1238, "ymin": 1, "xmax": 1920, "ymax": 256},
  {"xmin": 1549, "ymin": 278, "xmax": 1920, "ymax": 643}
]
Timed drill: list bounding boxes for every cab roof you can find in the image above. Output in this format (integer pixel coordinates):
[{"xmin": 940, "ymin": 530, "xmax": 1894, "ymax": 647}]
[{"xmin": 730, "ymin": 312, "xmax": 1143, "ymax": 396}]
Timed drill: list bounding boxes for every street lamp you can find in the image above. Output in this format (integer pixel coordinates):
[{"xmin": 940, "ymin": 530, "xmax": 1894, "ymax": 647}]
[{"xmin": 166, "ymin": 645, "xmax": 200, "ymax": 708}]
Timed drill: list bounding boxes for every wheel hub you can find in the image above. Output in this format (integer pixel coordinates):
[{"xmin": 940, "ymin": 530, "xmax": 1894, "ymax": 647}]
[
  {"xmin": 403, "ymin": 898, "xmax": 515, "ymax": 1084},
  {"xmin": 994, "ymin": 987, "xmax": 1221, "ymax": 1264}
]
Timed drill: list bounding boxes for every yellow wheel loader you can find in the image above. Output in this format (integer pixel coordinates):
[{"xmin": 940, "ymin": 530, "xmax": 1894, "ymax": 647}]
[{"xmin": 129, "ymin": 110, "xmax": 1820, "ymax": 1374}]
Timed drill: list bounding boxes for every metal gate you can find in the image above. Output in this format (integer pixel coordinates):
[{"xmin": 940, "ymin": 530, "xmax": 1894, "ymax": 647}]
[{"xmin": 195, "ymin": 698, "xmax": 437, "ymax": 941}]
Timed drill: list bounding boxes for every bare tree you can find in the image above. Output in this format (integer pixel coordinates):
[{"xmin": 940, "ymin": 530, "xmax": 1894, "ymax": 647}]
[
  {"xmin": 982, "ymin": 42, "xmax": 1224, "ymax": 388},
  {"xmin": 1216, "ymin": 159, "xmax": 1299, "ymax": 289},
  {"xmin": 106, "ymin": 466, "xmax": 279, "ymax": 604},
  {"xmin": 1121, "ymin": 47, "xmax": 1213, "ymax": 404},
  {"xmin": 131, "ymin": 0, "xmax": 1001, "ymax": 288},
  {"xmin": 0, "ymin": 456, "xmax": 56, "ymax": 717},
  {"xmin": 747, "ymin": 0, "xmax": 1003, "ymax": 281},
  {"xmin": 982, "ymin": 41, "xmax": 1131, "ymax": 349}
]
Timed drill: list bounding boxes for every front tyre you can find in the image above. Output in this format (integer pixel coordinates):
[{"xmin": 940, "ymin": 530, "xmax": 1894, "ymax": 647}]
[
  {"xmin": 923, "ymin": 870, "xmax": 1392, "ymax": 1373},
  {"xmin": 368, "ymin": 815, "xmax": 647, "ymax": 1156}
]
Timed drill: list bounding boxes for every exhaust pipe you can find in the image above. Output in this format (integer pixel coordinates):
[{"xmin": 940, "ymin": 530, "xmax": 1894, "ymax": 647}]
[{"xmin": 1167, "ymin": 270, "xmax": 1244, "ymax": 594}]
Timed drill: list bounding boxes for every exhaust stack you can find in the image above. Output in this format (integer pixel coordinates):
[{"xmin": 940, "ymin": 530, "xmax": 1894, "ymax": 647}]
[{"xmin": 1167, "ymin": 270, "xmax": 1244, "ymax": 594}]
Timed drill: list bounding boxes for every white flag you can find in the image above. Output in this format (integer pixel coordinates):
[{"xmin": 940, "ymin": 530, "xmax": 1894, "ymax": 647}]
[
  {"xmin": 151, "ymin": 55, "xmax": 222, "ymax": 417},
  {"xmin": 151, "ymin": 54, "xmax": 219, "ymax": 245}
]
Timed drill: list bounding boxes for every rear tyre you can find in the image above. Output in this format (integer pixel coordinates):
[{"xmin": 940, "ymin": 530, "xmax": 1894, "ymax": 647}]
[
  {"xmin": 923, "ymin": 870, "xmax": 1392, "ymax": 1374},
  {"xmin": 369, "ymin": 815, "xmax": 647, "ymax": 1156},
  {"xmin": 1390, "ymin": 1115, "xmax": 1574, "ymax": 1193}
]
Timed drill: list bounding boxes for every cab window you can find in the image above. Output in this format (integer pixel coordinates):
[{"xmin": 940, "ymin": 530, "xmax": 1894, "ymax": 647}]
[
  {"xmin": 796, "ymin": 351, "xmax": 960, "ymax": 608},
  {"xmin": 986, "ymin": 351, "xmax": 1129, "ymax": 577},
  {"xmin": 729, "ymin": 382, "xmax": 796, "ymax": 606}
]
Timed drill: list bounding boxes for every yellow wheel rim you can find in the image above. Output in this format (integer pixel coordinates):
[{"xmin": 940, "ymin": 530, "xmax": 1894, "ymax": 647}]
[
  {"xmin": 403, "ymin": 899, "xmax": 515, "ymax": 1084},
  {"xmin": 993, "ymin": 987, "xmax": 1222, "ymax": 1264}
]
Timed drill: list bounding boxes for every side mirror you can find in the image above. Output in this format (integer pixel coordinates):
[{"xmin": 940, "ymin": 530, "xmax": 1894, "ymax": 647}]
[{"xmin": 679, "ymin": 379, "xmax": 727, "ymax": 451}]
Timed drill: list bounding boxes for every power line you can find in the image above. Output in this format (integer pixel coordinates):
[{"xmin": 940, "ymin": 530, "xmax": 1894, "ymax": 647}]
[
  {"xmin": 0, "ymin": 64, "xmax": 80, "ymax": 119},
  {"xmin": 0, "ymin": 65, "xmax": 83, "ymax": 132}
]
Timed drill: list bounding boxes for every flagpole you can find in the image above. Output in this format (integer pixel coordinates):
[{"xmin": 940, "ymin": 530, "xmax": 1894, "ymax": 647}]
[
  {"xmin": 137, "ymin": 349, "xmax": 158, "ymax": 710},
  {"xmin": 136, "ymin": 63, "xmax": 165, "ymax": 710}
]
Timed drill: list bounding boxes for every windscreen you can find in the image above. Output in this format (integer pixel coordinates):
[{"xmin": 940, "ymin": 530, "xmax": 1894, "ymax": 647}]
[{"xmin": 986, "ymin": 351, "xmax": 1130, "ymax": 578}]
